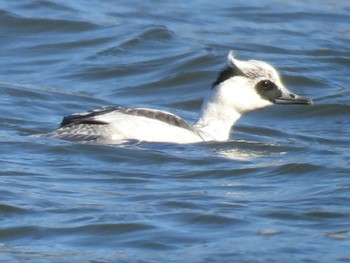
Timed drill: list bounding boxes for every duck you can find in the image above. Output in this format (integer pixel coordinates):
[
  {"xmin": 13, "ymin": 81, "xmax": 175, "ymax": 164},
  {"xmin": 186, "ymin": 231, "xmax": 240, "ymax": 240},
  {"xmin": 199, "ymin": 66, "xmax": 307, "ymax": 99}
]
[{"xmin": 45, "ymin": 51, "xmax": 312, "ymax": 144}]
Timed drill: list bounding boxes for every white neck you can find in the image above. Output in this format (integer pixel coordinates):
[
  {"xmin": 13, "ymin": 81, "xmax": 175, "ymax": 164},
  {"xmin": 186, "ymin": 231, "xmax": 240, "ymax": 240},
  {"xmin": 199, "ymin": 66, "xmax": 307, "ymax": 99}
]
[
  {"xmin": 193, "ymin": 75, "xmax": 274, "ymax": 141},
  {"xmin": 194, "ymin": 85, "xmax": 242, "ymax": 141}
]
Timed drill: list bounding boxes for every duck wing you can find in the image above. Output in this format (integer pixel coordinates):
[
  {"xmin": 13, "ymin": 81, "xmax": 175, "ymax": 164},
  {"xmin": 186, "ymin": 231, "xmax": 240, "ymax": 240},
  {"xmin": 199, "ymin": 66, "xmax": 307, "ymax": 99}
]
[{"xmin": 60, "ymin": 106, "xmax": 196, "ymax": 133}]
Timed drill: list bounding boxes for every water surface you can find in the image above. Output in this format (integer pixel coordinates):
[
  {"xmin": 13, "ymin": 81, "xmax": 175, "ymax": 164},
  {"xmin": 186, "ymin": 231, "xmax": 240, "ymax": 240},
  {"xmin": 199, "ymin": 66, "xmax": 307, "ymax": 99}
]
[{"xmin": 0, "ymin": 1, "xmax": 349, "ymax": 262}]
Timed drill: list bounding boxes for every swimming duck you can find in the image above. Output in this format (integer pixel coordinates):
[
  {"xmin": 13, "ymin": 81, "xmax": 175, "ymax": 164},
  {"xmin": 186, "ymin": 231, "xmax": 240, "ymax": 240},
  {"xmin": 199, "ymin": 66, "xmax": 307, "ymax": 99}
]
[{"xmin": 46, "ymin": 51, "xmax": 312, "ymax": 143}]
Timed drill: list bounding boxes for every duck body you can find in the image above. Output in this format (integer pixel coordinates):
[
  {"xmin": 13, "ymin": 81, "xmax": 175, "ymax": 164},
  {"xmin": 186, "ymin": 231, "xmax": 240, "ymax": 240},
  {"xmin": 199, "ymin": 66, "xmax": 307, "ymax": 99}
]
[
  {"xmin": 53, "ymin": 106, "xmax": 209, "ymax": 143},
  {"xmin": 46, "ymin": 51, "xmax": 312, "ymax": 144}
]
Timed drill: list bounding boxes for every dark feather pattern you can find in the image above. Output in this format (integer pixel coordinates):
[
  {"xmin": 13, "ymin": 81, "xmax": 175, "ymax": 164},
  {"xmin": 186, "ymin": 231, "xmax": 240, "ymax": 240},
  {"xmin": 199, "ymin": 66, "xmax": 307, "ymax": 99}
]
[
  {"xmin": 60, "ymin": 107, "xmax": 117, "ymax": 127},
  {"xmin": 212, "ymin": 66, "xmax": 238, "ymax": 88},
  {"xmin": 60, "ymin": 106, "xmax": 198, "ymax": 134}
]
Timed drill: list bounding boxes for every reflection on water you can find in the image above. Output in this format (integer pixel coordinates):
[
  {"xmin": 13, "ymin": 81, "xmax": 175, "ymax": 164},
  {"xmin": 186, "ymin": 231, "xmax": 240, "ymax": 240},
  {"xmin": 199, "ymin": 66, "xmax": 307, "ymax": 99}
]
[
  {"xmin": 217, "ymin": 148, "xmax": 267, "ymax": 160},
  {"xmin": 215, "ymin": 140, "xmax": 287, "ymax": 161}
]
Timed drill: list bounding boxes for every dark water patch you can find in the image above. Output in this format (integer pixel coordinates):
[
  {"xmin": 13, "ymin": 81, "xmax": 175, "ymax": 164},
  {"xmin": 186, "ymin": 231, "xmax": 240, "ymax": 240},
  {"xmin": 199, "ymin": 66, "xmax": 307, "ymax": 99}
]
[
  {"xmin": 0, "ymin": 226, "xmax": 46, "ymax": 241},
  {"xmin": 178, "ymin": 166, "xmax": 264, "ymax": 179},
  {"xmin": 159, "ymin": 200, "xmax": 205, "ymax": 210},
  {"xmin": 271, "ymin": 163, "xmax": 324, "ymax": 176},
  {"xmin": 0, "ymin": 82, "xmax": 54, "ymax": 101},
  {"xmin": 187, "ymin": 213, "xmax": 245, "ymax": 227},
  {"xmin": 284, "ymin": 75, "xmax": 323, "ymax": 88},
  {"xmin": 306, "ymin": 104, "xmax": 350, "ymax": 117},
  {"xmin": 25, "ymin": 35, "xmax": 117, "ymax": 56},
  {"xmin": 308, "ymin": 48, "xmax": 350, "ymax": 58},
  {"xmin": 0, "ymin": 10, "xmax": 98, "ymax": 35},
  {"xmin": 63, "ymin": 222, "xmax": 156, "ymax": 237},
  {"xmin": 327, "ymin": 56, "xmax": 350, "ymax": 67},
  {"xmin": 0, "ymin": 204, "xmax": 29, "ymax": 216},
  {"xmin": 235, "ymin": 124, "xmax": 289, "ymax": 139},
  {"xmin": 17, "ymin": 0, "xmax": 77, "ymax": 14},
  {"xmin": 305, "ymin": 210, "xmax": 348, "ymax": 220},
  {"xmin": 0, "ymin": 223, "xmax": 156, "ymax": 244},
  {"xmin": 119, "ymin": 25, "xmax": 175, "ymax": 48}
]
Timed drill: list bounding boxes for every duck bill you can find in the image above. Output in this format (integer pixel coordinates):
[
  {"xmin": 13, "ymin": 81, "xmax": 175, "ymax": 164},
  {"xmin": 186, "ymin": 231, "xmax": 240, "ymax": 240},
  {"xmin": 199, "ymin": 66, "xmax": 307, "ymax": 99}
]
[{"xmin": 275, "ymin": 92, "xmax": 313, "ymax": 105}]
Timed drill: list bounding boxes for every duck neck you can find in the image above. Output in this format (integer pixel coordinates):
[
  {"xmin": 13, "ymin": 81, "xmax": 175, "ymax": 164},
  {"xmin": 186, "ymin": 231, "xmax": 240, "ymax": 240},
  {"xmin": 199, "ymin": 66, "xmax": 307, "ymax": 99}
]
[{"xmin": 194, "ymin": 91, "xmax": 241, "ymax": 141}]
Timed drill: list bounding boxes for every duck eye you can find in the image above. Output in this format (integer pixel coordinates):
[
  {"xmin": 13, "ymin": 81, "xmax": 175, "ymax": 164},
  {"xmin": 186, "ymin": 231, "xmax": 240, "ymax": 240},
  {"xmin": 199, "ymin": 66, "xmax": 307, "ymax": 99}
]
[
  {"xmin": 256, "ymin": 79, "xmax": 283, "ymax": 102},
  {"xmin": 258, "ymin": 80, "xmax": 275, "ymax": 91}
]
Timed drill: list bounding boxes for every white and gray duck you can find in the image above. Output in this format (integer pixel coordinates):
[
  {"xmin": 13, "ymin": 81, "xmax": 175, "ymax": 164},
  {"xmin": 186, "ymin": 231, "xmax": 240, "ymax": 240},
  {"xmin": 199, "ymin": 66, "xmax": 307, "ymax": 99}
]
[{"xmin": 45, "ymin": 51, "xmax": 312, "ymax": 144}]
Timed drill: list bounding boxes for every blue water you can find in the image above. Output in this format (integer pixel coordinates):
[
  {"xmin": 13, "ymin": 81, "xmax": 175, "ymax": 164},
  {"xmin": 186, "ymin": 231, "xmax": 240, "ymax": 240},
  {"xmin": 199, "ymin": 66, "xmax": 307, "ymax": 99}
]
[{"xmin": 1, "ymin": 1, "xmax": 350, "ymax": 262}]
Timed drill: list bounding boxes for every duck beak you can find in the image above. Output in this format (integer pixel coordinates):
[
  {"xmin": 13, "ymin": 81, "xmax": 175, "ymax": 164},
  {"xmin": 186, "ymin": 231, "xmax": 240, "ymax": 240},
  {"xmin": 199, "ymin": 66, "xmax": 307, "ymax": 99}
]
[{"xmin": 275, "ymin": 88, "xmax": 313, "ymax": 105}]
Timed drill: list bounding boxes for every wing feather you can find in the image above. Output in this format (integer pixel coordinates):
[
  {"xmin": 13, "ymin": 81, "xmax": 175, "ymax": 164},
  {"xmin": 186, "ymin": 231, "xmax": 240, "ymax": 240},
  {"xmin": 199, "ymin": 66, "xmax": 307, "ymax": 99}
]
[{"xmin": 60, "ymin": 106, "xmax": 196, "ymax": 133}]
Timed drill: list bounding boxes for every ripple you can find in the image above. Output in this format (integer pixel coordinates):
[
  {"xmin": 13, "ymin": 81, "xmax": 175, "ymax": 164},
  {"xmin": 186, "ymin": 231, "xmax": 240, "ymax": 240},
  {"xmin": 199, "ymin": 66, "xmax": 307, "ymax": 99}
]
[
  {"xmin": 1, "ymin": 1, "xmax": 350, "ymax": 262},
  {"xmin": 326, "ymin": 230, "xmax": 350, "ymax": 240},
  {"xmin": 0, "ymin": 10, "xmax": 98, "ymax": 35},
  {"xmin": 0, "ymin": 204, "xmax": 29, "ymax": 216}
]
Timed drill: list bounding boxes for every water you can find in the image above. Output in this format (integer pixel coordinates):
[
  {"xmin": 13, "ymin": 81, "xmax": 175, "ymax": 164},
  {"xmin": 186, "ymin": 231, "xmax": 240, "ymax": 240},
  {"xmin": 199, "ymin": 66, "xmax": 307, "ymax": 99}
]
[{"xmin": 0, "ymin": 0, "xmax": 349, "ymax": 262}]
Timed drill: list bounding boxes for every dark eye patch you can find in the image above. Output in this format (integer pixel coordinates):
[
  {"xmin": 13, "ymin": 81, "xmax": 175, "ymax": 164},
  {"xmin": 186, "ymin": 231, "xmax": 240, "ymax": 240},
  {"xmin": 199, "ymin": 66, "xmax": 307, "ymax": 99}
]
[
  {"xmin": 257, "ymin": 80, "xmax": 276, "ymax": 91},
  {"xmin": 256, "ymin": 79, "xmax": 282, "ymax": 102}
]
